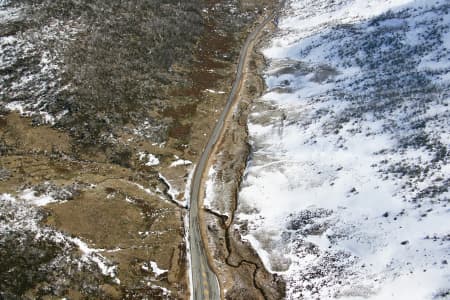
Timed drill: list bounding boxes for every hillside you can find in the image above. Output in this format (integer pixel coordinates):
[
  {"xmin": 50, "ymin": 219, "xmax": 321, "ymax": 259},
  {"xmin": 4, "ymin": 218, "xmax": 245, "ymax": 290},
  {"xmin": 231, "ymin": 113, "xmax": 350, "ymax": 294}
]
[
  {"xmin": 234, "ymin": 0, "xmax": 450, "ymax": 299},
  {"xmin": 0, "ymin": 0, "xmax": 274, "ymax": 298}
]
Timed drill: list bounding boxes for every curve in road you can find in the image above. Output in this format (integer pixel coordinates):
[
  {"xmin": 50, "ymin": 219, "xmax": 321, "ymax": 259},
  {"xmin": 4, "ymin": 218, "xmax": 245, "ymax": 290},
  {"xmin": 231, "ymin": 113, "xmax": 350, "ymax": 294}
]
[{"xmin": 188, "ymin": 8, "xmax": 278, "ymax": 300}]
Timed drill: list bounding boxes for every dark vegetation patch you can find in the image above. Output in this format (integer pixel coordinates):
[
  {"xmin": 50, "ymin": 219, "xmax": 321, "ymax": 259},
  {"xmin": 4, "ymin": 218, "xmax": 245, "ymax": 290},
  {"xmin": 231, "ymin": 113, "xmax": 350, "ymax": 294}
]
[
  {"xmin": 57, "ymin": 0, "xmax": 205, "ymax": 145},
  {"xmin": 1, "ymin": 0, "xmax": 262, "ymax": 162},
  {"xmin": 1, "ymin": 0, "xmax": 205, "ymax": 147},
  {"xmin": 0, "ymin": 199, "xmax": 112, "ymax": 299}
]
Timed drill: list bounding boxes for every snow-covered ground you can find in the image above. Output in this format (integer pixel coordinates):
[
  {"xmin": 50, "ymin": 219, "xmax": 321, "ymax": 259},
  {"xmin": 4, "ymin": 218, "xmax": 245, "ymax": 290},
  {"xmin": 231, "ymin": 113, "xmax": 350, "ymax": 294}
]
[{"xmin": 236, "ymin": 0, "xmax": 450, "ymax": 299}]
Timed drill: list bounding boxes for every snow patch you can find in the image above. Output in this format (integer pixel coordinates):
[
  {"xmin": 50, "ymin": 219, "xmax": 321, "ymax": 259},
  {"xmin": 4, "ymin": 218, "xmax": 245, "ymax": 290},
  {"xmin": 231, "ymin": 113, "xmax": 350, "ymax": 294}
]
[
  {"xmin": 184, "ymin": 165, "xmax": 195, "ymax": 209},
  {"xmin": 205, "ymin": 89, "xmax": 226, "ymax": 94},
  {"xmin": 138, "ymin": 151, "xmax": 160, "ymax": 166},
  {"xmin": 149, "ymin": 261, "xmax": 168, "ymax": 277},
  {"xmin": 203, "ymin": 166, "xmax": 217, "ymax": 211},
  {"xmin": 19, "ymin": 188, "xmax": 59, "ymax": 206},
  {"xmin": 70, "ymin": 237, "xmax": 117, "ymax": 279},
  {"xmin": 170, "ymin": 159, "xmax": 193, "ymax": 168},
  {"xmin": 0, "ymin": 193, "xmax": 16, "ymax": 202}
]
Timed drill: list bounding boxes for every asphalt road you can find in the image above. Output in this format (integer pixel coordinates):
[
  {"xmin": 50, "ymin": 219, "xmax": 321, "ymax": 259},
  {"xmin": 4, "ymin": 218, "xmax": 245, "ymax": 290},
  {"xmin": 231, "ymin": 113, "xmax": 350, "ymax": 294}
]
[{"xmin": 188, "ymin": 10, "xmax": 277, "ymax": 300}]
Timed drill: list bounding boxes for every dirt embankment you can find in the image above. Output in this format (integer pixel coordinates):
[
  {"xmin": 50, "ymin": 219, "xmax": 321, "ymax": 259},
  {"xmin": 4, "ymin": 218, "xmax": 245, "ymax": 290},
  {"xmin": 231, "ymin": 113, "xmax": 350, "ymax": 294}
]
[{"xmin": 201, "ymin": 17, "xmax": 286, "ymax": 300}]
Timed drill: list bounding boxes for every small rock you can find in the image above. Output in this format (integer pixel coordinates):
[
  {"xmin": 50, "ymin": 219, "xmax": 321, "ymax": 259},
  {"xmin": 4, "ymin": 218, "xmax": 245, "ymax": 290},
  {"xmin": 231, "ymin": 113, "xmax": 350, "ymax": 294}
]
[
  {"xmin": 442, "ymin": 260, "xmax": 448, "ymax": 265},
  {"xmin": 382, "ymin": 212, "xmax": 389, "ymax": 218},
  {"xmin": 400, "ymin": 240, "xmax": 409, "ymax": 245}
]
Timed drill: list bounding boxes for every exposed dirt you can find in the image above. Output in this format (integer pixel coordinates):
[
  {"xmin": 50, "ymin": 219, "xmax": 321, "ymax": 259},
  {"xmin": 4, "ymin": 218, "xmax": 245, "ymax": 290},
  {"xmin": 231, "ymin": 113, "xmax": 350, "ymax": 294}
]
[{"xmin": 0, "ymin": 112, "xmax": 189, "ymax": 299}]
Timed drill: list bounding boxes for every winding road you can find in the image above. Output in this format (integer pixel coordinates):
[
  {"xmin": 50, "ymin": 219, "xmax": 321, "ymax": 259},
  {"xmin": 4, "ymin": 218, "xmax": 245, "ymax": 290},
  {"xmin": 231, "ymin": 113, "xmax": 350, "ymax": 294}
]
[{"xmin": 188, "ymin": 9, "xmax": 278, "ymax": 300}]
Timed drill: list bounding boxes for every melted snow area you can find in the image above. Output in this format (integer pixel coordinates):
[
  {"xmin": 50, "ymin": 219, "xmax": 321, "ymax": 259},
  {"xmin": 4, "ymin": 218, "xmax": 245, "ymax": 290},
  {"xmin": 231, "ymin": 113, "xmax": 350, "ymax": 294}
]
[{"xmin": 236, "ymin": 0, "xmax": 450, "ymax": 299}]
